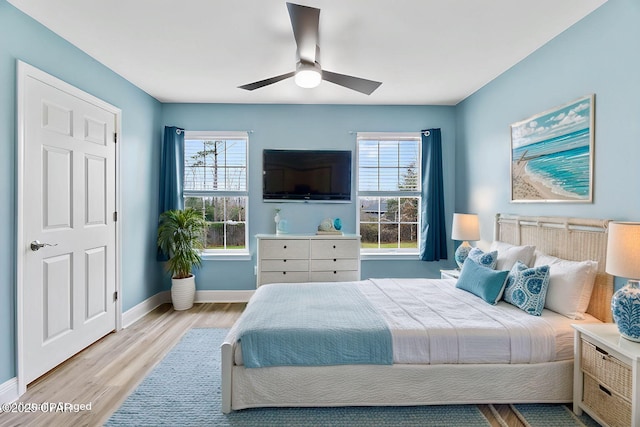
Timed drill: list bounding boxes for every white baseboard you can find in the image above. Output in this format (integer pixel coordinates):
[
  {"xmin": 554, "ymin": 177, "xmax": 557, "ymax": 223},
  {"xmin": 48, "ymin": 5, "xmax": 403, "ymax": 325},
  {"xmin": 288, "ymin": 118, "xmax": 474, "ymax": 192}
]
[
  {"xmin": 122, "ymin": 290, "xmax": 251, "ymax": 328},
  {"xmin": 122, "ymin": 291, "xmax": 171, "ymax": 328},
  {"xmin": 195, "ymin": 290, "xmax": 254, "ymax": 303},
  {"xmin": 0, "ymin": 377, "xmax": 19, "ymax": 404}
]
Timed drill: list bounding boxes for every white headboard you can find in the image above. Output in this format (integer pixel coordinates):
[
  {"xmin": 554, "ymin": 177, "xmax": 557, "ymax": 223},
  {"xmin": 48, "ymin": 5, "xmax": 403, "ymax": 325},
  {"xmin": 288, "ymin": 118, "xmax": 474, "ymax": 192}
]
[{"xmin": 495, "ymin": 214, "xmax": 613, "ymax": 322}]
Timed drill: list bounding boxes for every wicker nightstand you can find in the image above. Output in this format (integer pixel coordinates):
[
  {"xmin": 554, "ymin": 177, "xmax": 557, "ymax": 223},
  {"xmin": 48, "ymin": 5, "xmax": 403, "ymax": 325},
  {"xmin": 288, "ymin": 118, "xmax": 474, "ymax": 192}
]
[{"xmin": 573, "ymin": 323, "xmax": 640, "ymax": 427}]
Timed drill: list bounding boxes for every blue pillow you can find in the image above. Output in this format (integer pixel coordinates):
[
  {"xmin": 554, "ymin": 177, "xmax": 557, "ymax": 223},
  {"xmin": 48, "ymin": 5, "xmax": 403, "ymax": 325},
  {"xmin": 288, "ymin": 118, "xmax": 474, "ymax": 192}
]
[
  {"xmin": 455, "ymin": 258, "xmax": 509, "ymax": 305},
  {"xmin": 503, "ymin": 261, "xmax": 551, "ymax": 316},
  {"xmin": 467, "ymin": 247, "xmax": 498, "ymax": 269}
]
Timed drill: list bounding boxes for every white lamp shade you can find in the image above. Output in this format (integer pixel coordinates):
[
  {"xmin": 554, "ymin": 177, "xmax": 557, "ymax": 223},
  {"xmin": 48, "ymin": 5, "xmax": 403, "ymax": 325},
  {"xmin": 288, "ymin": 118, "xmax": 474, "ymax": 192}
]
[
  {"xmin": 606, "ymin": 222, "xmax": 640, "ymax": 279},
  {"xmin": 451, "ymin": 213, "xmax": 480, "ymax": 241}
]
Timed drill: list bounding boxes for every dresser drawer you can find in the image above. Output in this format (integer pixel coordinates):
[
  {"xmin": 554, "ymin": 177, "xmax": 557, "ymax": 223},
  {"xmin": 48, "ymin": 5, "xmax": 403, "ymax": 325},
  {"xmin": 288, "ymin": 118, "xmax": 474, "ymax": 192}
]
[
  {"xmin": 310, "ymin": 239, "xmax": 360, "ymax": 259},
  {"xmin": 259, "ymin": 271, "xmax": 309, "ymax": 285},
  {"xmin": 310, "ymin": 258, "xmax": 359, "ymax": 272},
  {"xmin": 260, "ymin": 259, "xmax": 309, "ymax": 272},
  {"xmin": 259, "ymin": 239, "xmax": 309, "ymax": 259},
  {"xmin": 583, "ymin": 373, "xmax": 631, "ymax": 427},
  {"xmin": 310, "ymin": 271, "xmax": 360, "ymax": 282},
  {"xmin": 582, "ymin": 339, "xmax": 632, "ymax": 400}
]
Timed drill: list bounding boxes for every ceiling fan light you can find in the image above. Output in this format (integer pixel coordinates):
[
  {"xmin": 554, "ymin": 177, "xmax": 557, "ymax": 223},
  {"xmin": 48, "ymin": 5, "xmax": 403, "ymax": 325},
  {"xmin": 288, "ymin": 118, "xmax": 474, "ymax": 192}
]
[{"xmin": 294, "ymin": 62, "xmax": 322, "ymax": 88}]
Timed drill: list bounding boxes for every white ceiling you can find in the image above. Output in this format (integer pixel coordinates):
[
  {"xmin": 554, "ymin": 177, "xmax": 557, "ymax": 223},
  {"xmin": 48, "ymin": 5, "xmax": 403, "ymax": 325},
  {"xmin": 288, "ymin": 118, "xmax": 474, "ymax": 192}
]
[{"xmin": 8, "ymin": 0, "xmax": 607, "ymax": 105}]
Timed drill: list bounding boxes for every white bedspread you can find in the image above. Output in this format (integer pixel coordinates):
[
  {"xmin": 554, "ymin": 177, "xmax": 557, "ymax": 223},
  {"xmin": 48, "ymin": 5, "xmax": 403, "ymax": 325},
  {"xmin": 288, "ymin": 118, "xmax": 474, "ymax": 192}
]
[
  {"xmin": 362, "ymin": 278, "xmax": 555, "ymax": 364},
  {"xmin": 234, "ymin": 278, "xmax": 599, "ymax": 366}
]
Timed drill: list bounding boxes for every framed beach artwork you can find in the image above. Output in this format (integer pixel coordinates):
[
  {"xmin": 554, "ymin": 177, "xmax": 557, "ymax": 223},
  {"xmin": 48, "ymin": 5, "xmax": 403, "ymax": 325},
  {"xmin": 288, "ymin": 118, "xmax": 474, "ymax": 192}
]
[{"xmin": 510, "ymin": 94, "xmax": 595, "ymax": 203}]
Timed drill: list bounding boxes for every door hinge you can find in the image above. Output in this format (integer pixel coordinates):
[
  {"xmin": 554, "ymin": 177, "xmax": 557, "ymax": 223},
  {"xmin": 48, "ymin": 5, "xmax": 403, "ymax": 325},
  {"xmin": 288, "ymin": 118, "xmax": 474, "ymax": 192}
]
[
  {"xmin": 114, "ymin": 133, "xmax": 118, "ymax": 143},
  {"xmin": 113, "ymin": 291, "xmax": 118, "ymax": 301},
  {"xmin": 113, "ymin": 212, "xmax": 118, "ymax": 222}
]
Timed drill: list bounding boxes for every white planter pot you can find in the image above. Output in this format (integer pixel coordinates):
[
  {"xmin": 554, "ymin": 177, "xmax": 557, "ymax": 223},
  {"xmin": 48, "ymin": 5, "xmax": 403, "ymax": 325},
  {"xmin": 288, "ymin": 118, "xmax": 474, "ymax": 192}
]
[{"xmin": 171, "ymin": 275, "xmax": 196, "ymax": 311}]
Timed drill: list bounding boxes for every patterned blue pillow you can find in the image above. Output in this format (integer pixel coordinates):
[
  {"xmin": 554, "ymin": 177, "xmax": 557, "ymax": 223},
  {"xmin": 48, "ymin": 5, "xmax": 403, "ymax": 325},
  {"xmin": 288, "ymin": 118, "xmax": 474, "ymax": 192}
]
[
  {"xmin": 503, "ymin": 261, "xmax": 551, "ymax": 316},
  {"xmin": 467, "ymin": 247, "xmax": 498, "ymax": 269}
]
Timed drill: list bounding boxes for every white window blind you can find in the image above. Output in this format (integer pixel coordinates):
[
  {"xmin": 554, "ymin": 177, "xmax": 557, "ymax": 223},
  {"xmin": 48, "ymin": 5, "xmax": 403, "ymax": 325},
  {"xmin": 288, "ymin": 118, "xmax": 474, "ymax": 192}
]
[
  {"xmin": 184, "ymin": 131, "xmax": 248, "ymax": 194},
  {"xmin": 183, "ymin": 131, "xmax": 249, "ymax": 253},
  {"xmin": 357, "ymin": 132, "xmax": 421, "ymax": 255},
  {"xmin": 358, "ymin": 133, "xmax": 420, "ymax": 193}
]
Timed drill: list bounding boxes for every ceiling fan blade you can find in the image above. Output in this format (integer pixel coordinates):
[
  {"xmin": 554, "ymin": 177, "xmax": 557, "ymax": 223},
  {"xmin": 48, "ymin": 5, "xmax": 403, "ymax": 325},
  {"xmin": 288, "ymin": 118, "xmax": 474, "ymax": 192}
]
[
  {"xmin": 287, "ymin": 2, "xmax": 320, "ymax": 64},
  {"xmin": 322, "ymin": 70, "xmax": 382, "ymax": 95},
  {"xmin": 238, "ymin": 71, "xmax": 295, "ymax": 91}
]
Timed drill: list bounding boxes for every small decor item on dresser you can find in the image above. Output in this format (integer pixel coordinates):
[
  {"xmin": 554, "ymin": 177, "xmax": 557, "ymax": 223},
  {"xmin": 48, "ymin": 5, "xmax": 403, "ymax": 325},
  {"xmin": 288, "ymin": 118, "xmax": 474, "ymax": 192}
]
[
  {"xmin": 317, "ymin": 218, "xmax": 343, "ymax": 235},
  {"xmin": 606, "ymin": 221, "xmax": 640, "ymax": 341},
  {"xmin": 451, "ymin": 213, "xmax": 481, "ymax": 269},
  {"xmin": 274, "ymin": 208, "xmax": 289, "ymax": 234}
]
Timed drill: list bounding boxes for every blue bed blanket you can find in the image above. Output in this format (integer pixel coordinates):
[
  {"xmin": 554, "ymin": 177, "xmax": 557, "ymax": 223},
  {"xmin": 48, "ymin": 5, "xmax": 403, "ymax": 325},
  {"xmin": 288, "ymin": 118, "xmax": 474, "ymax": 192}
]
[{"xmin": 235, "ymin": 282, "xmax": 393, "ymax": 368}]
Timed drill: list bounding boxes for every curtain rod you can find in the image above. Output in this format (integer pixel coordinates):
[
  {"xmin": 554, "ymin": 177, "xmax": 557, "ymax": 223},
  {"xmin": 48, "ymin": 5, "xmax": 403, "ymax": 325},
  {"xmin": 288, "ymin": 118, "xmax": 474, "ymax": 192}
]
[
  {"xmin": 348, "ymin": 130, "xmax": 430, "ymax": 136},
  {"xmin": 175, "ymin": 129, "xmax": 254, "ymax": 135}
]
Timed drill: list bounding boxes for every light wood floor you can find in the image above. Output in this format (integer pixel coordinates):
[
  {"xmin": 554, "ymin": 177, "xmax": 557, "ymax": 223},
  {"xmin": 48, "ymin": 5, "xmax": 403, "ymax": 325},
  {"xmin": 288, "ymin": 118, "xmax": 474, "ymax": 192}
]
[{"xmin": 1, "ymin": 302, "xmax": 531, "ymax": 427}]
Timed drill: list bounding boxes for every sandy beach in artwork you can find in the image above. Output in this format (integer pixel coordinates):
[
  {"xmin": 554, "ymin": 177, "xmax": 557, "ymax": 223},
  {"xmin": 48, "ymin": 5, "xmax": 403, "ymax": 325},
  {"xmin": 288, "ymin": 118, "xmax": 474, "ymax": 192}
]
[{"xmin": 511, "ymin": 159, "xmax": 581, "ymax": 201}]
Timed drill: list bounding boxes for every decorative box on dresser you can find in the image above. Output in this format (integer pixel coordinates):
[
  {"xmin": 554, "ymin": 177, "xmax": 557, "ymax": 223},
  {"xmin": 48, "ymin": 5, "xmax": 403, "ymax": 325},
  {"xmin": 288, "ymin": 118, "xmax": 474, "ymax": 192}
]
[
  {"xmin": 573, "ymin": 323, "xmax": 640, "ymax": 427},
  {"xmin": 256, "ymin": 234, "xmax": 361, "ymax": 287}
]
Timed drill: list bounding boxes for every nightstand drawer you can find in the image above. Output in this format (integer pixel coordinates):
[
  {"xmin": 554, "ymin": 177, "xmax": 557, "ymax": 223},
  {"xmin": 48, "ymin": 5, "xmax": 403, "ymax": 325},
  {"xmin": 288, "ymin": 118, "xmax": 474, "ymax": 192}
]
[
  {"xmin": 582, "ymin": 339, "xmax": 632, "ymax": 400},
  {"xmin": 583, "ymin": 373, "xmax": 631, "ymax": 427}
]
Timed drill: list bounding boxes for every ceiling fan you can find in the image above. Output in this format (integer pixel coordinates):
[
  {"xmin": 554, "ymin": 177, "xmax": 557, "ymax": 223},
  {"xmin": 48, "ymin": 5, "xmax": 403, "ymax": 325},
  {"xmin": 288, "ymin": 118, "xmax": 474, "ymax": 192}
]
[{"xmin": 238, "ymin": 2, "xmax": 382, "ymax": 95}]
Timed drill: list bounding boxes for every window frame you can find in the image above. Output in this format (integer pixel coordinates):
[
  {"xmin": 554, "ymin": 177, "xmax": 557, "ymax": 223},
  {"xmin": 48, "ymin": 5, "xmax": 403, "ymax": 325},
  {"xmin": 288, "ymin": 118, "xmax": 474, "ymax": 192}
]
[
  {"xmin": 183, "ymin": 131, "xmax": 250, "ymax": 259},
  {"xmin": 356, "ymin": 132, "xmax": 422, "ymax": 259}
]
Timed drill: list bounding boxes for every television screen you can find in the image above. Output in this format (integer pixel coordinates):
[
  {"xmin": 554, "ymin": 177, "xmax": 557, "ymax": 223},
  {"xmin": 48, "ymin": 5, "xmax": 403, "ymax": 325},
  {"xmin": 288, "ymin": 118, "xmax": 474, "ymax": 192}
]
[{"xmin": 263, "ymin": 149, "xmax": 352, "ymax": 202}]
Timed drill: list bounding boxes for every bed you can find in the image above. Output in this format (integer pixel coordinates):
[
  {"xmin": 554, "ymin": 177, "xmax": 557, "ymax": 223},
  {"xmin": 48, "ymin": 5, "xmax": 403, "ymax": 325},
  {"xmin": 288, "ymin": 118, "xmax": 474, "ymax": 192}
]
[{"xmin": 221, "ymin": 214, "xmax": 613, "ymax": 413}]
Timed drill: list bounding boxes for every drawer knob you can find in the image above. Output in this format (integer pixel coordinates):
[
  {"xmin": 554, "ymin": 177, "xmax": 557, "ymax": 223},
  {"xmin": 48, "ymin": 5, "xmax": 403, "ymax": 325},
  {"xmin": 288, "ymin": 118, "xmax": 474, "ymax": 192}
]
[
  {"xmin": 284, "ymin": 259, "xmax": 287, "ymax": 262},
  {"xmin": 283, "ymin": 271, "xmax": 286, "ymax": 275},
  {"xmin": 284, "ymin": 245, "xmax": 287, "ymax": 249},
  {"xmin": 334, "ymin": 271, "xmax": 337, "ymax": 274},
  {"xmin": 333, "ymin": 245, "xmax": 336, "ymax": 249},
  {"xmin": 333, "ymin": 258, "xmax": 337, "ymax": 262}
]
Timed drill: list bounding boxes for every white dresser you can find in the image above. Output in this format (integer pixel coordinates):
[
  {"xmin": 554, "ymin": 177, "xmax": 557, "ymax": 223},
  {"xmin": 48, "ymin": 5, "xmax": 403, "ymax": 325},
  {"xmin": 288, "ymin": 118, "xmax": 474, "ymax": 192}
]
[{"xmin": 256, "ymin": 234, "xmax": 361, "ymax": 287}]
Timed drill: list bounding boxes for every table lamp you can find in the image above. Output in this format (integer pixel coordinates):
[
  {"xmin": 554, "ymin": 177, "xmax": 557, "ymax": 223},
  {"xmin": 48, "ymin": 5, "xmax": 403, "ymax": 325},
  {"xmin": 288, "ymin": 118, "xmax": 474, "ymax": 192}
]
[
  {"xmin": 607, "ymin": 222, "xmax": 640, "ymax": 341},
  {"xmin": 451, "ymin": 213, "xmax": 480, "ymax": 269}
]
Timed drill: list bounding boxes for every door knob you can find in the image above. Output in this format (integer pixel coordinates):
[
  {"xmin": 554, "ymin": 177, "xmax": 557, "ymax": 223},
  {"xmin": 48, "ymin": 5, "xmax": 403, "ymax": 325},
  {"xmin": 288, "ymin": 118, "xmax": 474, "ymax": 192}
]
[{"xmin": 30, "ymin": 240, "xmax": 57, "ymax": 251}]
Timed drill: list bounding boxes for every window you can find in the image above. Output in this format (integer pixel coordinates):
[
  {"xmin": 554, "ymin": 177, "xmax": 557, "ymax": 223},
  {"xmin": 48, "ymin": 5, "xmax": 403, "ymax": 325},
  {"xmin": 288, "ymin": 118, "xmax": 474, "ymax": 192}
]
[
  {"xmin": 183, "ymin": 131, "xmax": 248, "ymax": 254},
  {"xmin": 357, "ymin": 132, "xmax": 421, "ymax": 255}
]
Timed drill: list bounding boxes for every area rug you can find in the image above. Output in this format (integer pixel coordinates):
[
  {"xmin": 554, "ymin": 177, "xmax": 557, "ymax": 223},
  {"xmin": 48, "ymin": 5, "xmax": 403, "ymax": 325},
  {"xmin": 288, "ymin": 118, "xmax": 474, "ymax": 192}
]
[
  {"xmin": 509, "ymin": 404, "xmax": 600, "ymax": 427},
  {"xmin": 105, "ymin": 328, "xmax": 597, "ymax": 427}
]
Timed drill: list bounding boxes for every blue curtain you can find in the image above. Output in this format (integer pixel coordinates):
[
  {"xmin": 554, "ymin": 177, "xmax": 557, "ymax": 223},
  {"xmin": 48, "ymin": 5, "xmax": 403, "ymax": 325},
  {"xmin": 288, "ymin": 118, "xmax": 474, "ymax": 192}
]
[
  {"xmin": 157, "ymin": 126, "xmax": 185, "ymax": 260},
  {"xmin": 420, "ymin": 128, "xmax": 448, "ymax": 261},
  {"xmin": 158, "ymin": 126, "xmax": 185, "ymax": 214}
]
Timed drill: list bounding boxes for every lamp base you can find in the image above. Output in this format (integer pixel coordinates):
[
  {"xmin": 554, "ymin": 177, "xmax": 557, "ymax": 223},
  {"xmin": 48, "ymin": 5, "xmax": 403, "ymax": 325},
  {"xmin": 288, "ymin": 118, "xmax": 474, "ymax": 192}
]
[
  {"xmin": 612, "ymin": 280, "xmax": 640, "ymax": 341},
  {"xmin": 454, "ymin": 241, "xmax": 472, "ymax": 269}
]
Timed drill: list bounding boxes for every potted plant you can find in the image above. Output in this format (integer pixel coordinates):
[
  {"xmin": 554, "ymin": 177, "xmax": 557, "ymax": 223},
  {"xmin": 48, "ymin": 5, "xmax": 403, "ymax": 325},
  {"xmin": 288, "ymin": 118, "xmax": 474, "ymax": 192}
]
[{"xmin": 157, "ymin": 208, "xmax": 207, "ymax": 310}]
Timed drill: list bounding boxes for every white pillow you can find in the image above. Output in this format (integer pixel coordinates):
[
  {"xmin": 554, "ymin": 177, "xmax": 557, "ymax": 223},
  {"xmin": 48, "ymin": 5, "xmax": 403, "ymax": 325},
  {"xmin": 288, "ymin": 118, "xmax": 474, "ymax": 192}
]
[
  {"xmin": 489, "ymin": 241, "xmax": 536, "ymax": 271},
  {"xmin": 534, "ymin": 252, "xmax": 598, "ymax": 320}
]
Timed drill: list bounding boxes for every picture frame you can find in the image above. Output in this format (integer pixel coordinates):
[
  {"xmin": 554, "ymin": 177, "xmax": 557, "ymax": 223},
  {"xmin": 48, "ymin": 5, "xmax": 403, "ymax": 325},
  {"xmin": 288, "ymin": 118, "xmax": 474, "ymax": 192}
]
[{"xmin": 510, "ymin": 94, "xmax": 595, "ymax": 203}]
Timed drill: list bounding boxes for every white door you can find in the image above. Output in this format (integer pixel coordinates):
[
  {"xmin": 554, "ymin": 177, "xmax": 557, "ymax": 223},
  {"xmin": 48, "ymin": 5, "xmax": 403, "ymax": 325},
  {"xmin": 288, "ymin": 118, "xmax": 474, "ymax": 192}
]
[{"xmin": 18, "ymin": 62, "xmax": 119, "ymax": 385}]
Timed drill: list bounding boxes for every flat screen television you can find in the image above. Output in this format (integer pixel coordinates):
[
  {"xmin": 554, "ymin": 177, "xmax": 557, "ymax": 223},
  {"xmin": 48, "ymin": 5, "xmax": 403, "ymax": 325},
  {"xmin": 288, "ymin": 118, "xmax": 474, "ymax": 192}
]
[{"xmin": 263, "ymin": 149, "xmax": 352, "ymax": 202}]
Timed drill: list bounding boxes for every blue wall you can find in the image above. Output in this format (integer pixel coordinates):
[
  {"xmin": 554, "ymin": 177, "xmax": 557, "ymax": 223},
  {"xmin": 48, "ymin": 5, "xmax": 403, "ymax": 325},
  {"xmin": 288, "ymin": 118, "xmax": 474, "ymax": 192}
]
[
  {"xmin": 0, "ymin": 1, "xmax": 162, "ymax": 384},
  {"xmin": 161, "ymin": 103, "xmax": 458, "ymax": 290},
  {"xmin": 456, "ymin": 0, "xmax": 640, "ymax": 246}
]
